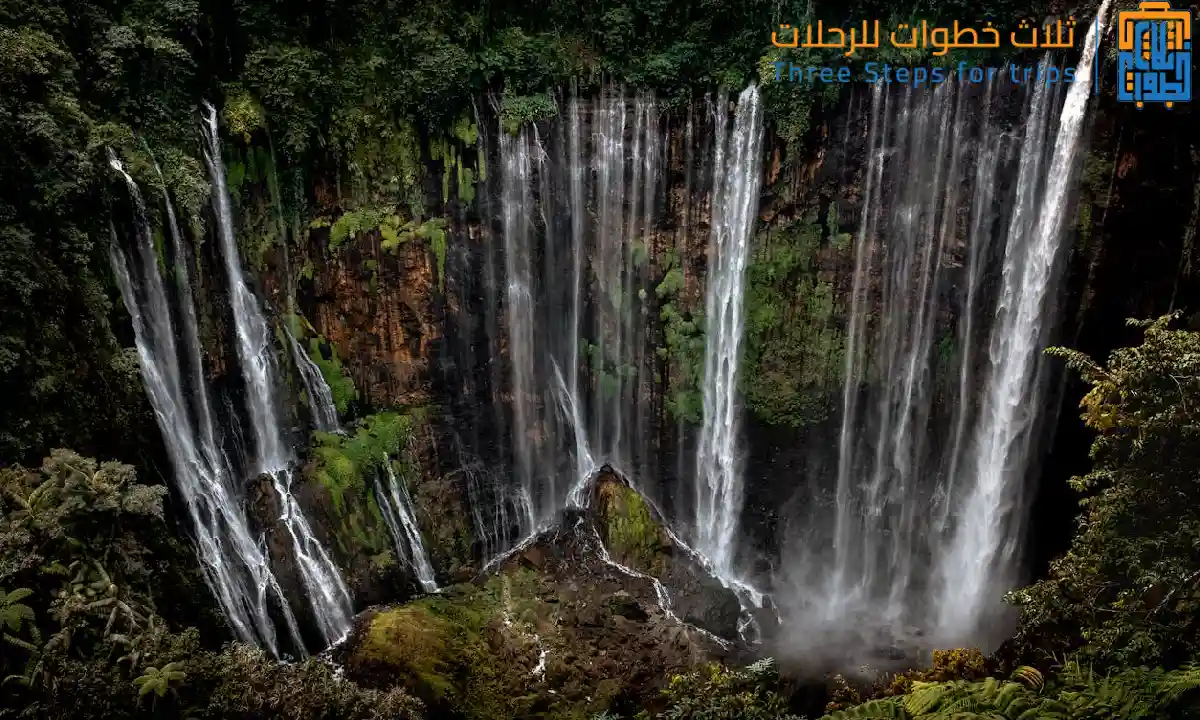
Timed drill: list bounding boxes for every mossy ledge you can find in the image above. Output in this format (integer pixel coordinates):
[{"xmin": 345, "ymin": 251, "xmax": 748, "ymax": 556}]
[{"xmin": 593, "ymin": 470, "xmax": 671, "ymax": 576}]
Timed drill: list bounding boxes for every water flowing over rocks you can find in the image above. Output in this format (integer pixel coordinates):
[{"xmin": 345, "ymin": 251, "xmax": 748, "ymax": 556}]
[{"xmin": 99, "ymin": 7, "xmax": 1178, "ymax": 675}]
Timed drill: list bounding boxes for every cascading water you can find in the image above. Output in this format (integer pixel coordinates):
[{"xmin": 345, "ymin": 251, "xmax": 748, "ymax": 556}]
[
  {"xmin": 482, "ymin": 86, "xmax": 766, "ymax": 641},
  {"xmin": 491, "ymin": 88, "xmax": 663, "ymax": 541},
  {"xmin": 784, "ymin": 5, "xmax": 1110, "ymax": 659},
  {"xmin": 200, "ymin": 102, "xmax": 354, "ymax": 647},
  {"xmin": 377, "ymin": 458, "xmax": 438, "ymax": 593},
  {"xmin": 694, "ymin": 85, "xmax": 764, "ymax": 576},
  {"xmin": 285, "ymin": 327, "xmax": 340, "ymax": 433},
  {"xmin": 937, "ymin": 1, "xmax": 1112, "ymax": 641},
  {"xmin": 499, "ymin": 126, "xmax": 544, "ymax": 532},
  {"xmin": 107, "ymin": 152, "xmax": 304, "ymax": 658}
]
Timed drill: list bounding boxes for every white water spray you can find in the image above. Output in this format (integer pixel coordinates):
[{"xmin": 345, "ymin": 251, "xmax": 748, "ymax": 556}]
[
  {"xmin": 107, "ymin": 152, "xmax": 304, "ymax": 657},
  {"xmin": 786, "ymin": 3, "xmax": 1111, "ymax": 657},
  {"xmin": 936, "ymin": 1, "xmax": 1112, "ymax": 640}
]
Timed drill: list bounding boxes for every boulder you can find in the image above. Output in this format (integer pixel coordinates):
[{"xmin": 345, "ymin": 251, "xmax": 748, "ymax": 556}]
[{"xmin": 590, "ymin": 465, "xmax": 743, "ymax": 640}]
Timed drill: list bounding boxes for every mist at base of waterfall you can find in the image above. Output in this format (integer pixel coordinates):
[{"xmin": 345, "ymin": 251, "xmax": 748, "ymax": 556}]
[{"xmin": 775, "ymin": 3, "xmax": 1109, "ymax": 660}]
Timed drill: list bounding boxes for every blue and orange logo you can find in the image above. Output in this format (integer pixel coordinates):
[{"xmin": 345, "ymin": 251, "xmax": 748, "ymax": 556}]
[{"xmin": 1116, "ymin": 1, "xmax": 1192, "ymax": 107}]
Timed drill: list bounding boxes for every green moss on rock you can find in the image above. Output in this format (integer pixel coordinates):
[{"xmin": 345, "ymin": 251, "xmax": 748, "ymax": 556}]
[
  {"xmin": 347, "ymin": 572, "xmax": 544, "ymax": 717},
  {"xmin": 344, "ymin": 514, "xmax": 729, "ymax": 720},
  {"xmin": 744, "ymin": 210, "xmax": 846, "ymax": 428},
  {"xmin": 357, "ymin": 605, "xmax": 456, "ymax": 699},
  {"xmin": 594, "ymin": 474, "xmax": 668, "ymax": 577}
]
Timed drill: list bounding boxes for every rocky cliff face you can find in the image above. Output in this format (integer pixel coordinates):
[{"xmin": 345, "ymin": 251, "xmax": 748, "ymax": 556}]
[{"xmin": 194, "ymin": 83, "xmax": 1198, "ymax": 618}]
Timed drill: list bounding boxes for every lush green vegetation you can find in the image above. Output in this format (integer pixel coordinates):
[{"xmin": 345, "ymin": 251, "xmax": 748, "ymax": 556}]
[
  {"xmin": 646, "ymin": 658, "xmax": 803, "ymax": 720},
  {"xmin": 655, "ymin": 250, "xmax": 706, "ymax": 423},
  {"xmin": 308, "ymin": 335, "xmax": 359, "ymax": 416},
  {"xmin": 0, "ymin": 449, "xmax": 421, "ymax": 719},
  {"xmin": 1006, "ymin": 314, "xmax": 1200, "ymax": 670},
  {"xmin": 744, "ymin": 209, "xmax": 846, "ymax": 428},
  {"xmin": 306, "ymin": 411, "xmax": 424, "ymax": 562},
  {"xmin": 2, "ymin": 0, "xmax": 1192, "ymax": 718},
  {"xmin": 0, "ymin": 0, "xmax": 1062, "ymax": 465},
  {"xmin": 819, "ymin": 662, "xmax": 1200, "ymax": 719},
  {"xmin": 347, "ymin": 570, "xmax": 550, "ymax": 719}
]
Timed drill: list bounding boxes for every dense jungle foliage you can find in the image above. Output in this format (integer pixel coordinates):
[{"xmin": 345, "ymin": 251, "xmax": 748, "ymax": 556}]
[{"xmin": 4, "ymin": 0, "xmax": 1199, "ymax": 718}]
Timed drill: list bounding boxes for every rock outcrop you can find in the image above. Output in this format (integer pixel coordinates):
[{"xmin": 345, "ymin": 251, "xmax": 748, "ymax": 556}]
[
  {"xmin": 591, "ymin": 466, "xmax": 744, "ymax": 640},
  {"xmin": 337, "ymin": 475, "xmax": 740, "ymax": 718}
]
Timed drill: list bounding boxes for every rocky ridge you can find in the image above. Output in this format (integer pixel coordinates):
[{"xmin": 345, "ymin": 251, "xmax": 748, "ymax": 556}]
[{"xmin": 334, "ymin": 466, "xmax": 762, "ymax": 718}]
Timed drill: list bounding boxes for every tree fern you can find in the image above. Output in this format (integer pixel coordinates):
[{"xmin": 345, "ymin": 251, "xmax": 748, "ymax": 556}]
[
  {"xmin": 0, "ymin": 586, "xmax": 39, "ymax": 651},
  {"xmin": 823, "ymin": 699, "xmax": 911, "ymax": 719},
  {"xmin": 133, "ymin": 661, "xmax": 187, "ymax": 700},
  {"xmin": 1009, "ymin": 667, "xmax": 1044, "ymax": 694}
]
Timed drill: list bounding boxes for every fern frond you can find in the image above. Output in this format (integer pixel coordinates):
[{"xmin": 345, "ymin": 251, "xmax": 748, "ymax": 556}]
[
  {"xmin": 1157, "ymin": 663, "xmax": 1200, "ymax": 703},
  {"xmin": 823, "ymin": 698, "xmax": 911, "ymax": 719}
]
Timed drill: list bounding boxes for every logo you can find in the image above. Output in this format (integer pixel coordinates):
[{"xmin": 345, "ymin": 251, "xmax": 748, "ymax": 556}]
[{"xmin": 1116, "ymin": 1, "xmax": 1192, "ymax": 107}]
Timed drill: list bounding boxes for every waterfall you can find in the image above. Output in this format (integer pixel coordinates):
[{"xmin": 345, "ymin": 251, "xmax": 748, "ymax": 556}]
[
  {"xmin": 936, "ymin": 0, "xmax": 1112, "ymax": 640},
  {"xmin": 200, "ymin": 102, "xmax": 354, "ymax": 647},
  {"xmin": 286, "ymin": 327, "xmax": 340, "ymax": 433},
  {"xmin": 107, "ymin": 152, "xmax": 304, "ymax": 658},
  {"xmin": 787, "ymin": 4, "xmax": 1109, "ymax": 657},
  {"xmin": 499, "ymin": 126, "xmax": 544, "ymax": 533},
  {"xmin": 483, "ymin": 85, "xmax": 771, "ymax": 606},
  {"xmin": 493, "ymin": 88, "xmax": 663, "ymax": 543},
  {"xmin": 377, "ymin": 458, "xmax": 438, "ymax": 593},
  {"xmin": 824, "ymin": 79, "xmax": 968, "ymax": 629},
  {"xmin": 694, "ymin": 85, "xmax": 764, "ymax": 576}
]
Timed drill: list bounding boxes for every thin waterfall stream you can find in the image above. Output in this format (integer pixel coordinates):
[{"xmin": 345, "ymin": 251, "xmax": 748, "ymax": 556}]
[
  {"xmin": 201, "ymin": 102, "xmax": 354, "ymax": 648},
  {"xmin": 286, "ymin": 327, "xmax": 340, "ymax": 433},
  {"xmin": 377, "ymin": 458, "xmax": 438, "ymax": 593}
]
